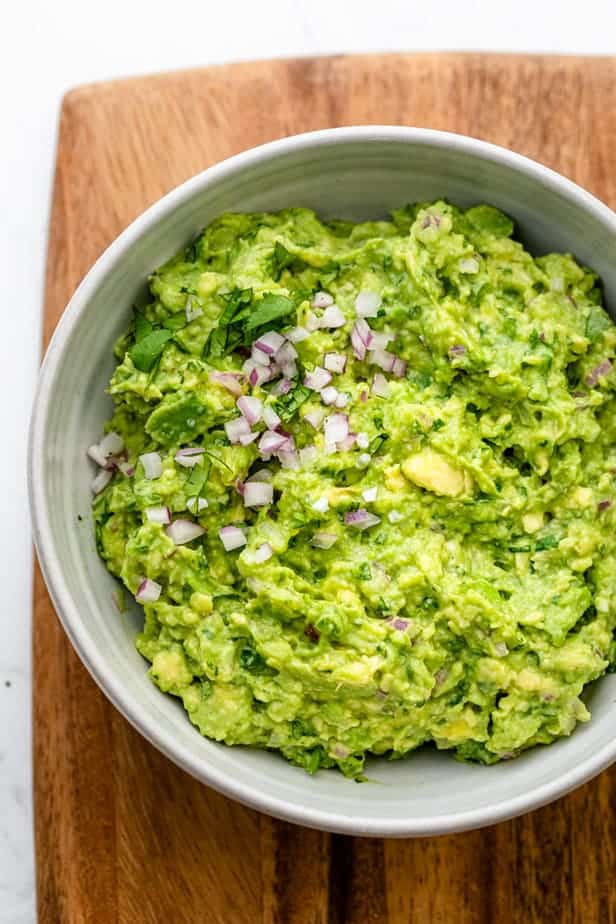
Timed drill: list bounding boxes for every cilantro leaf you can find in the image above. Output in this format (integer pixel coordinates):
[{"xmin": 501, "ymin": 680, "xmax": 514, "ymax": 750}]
[
  {"xmin": 245, "ymin": 293, "xmax": 295, "ymax": 332},
  {"xmin": 273, "ymin": 383, "xmax": 311, "ymax": 422},
  {"xmin": 271, "ymin": 242, "xmax": 297, "ymax": 280},
  {"xmin": 130, "ymin": 329, "xmax": 174, "ymax": 372},
  {"xmin": 134, "ymin": 312, "xmax": 153, "ymax": 341}
]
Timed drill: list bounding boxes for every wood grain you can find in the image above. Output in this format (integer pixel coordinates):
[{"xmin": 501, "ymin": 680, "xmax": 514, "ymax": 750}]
[{"xmin": 35, "ymin": 53, "xmax": 616, "ymax": 924}]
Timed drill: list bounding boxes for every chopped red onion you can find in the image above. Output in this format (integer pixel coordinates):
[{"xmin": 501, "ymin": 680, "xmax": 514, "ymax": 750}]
[
  {"xmin": 344, "ymin": 508, "xmax": 381, "ymax": 530},
  {"xmin": 312, "ymin": 291, "xmax": 334, "ymax": 309},
  {"xmin": 586, "ymin": 360, "xmax": 612, "ymax": 387},
  {"xmin": 286, "ymin": 326, "xmax": 310, "ymax": 343},
  {"xmin": 371, "ymin": 373, "xmax": 390, "ymax": 397},
  {"xmin": 139, "ymin": 451, "xmax": 163, "ymax": 480},
  {"xmin": 145, "ymin": 505, "xmax": 171, "ymax": 525},
  {"xmin": 237, "ymin": 395, "xmax": 263, "ymax": 425},
  {"xmin": 332, "ymin": 743, "xmax": 351, "ymax": 759},
  {"xmin": 304, "ymin": 408, "xmax": 325, "ymax": 429},
  {"xmin": 320, "ymin": 305, "xmax": 346, "ymax": 329},
  {"xmin": 185, "ymin": 294, "xmax": 203, "ymax": 322},
  {"xmin": 136, "ymin": 577, "xmax": 162, "ymax": 603},
  {"xmin": 239, "ymin": 431, "xmax": 259, "ymax": 445},
  {"xmin": 356, "ymin": 432, "xmax": 369, "ymax": 449},
  {"xmin": 208, "ymin": 371, "xmax": 244, "ymax": 397},
  {"xmin": 355, "ymin": 291, "xmax": 381, "ymax": 318},
  {"xmin": 219, "ymin": 525, "xmax": 247, "ymax": 551},
  {"xmin": 388, "ymin": 510, "xmax": 404, "ymax": 523},
  {"xmin": 362, "ymin": 486, "xmax": 378, "ymax": 502},
  {"xmin": 243, "ymin": 481, "xmax": 273, "ymax": 507},
  {"xmin": 118, "ymin": 461, "xmax": 135, "ymax": 477},
  {"xmin": 186, "ymin": 496, "xmax": 208, "ymax": 515},
  {"xmin": 263, "ymin": 405, "xmax": 281, "ymax": 430},
  {"xmin": 351, "ymin": 319, "xmax": 373, "ymax": 360},
  {"xmin": 251, "ymin": 344, "xmax": 272, "ymax": 366},
  {"xmin": 324, "ymin": 413, "xmax": 349, "ymax": 444},
  {"xmin": 311, "ymin": 495, "xmax": 329, "ymax": 513},
  {"xmin": 244, "ymin": 362, "xmax": 274, "ymax": 388},
  {"xmin": 371, "ymin": 347, "xmax": 396, "ymax": 372},
  {"xmin": 320, "ymin": 385, "xmax": 339, "ymax": 406},
  {"xmin": 258, "ymin": 429, "xmax": 288, "ymax": 454},
  {"xmin": 255, "ymin": 331, "xmax": 285, "ymax": 355},
  {"xmin": 225, "ymin": 416, "xmax": 251, "ymax": 444},
  {"xmin": 87, "ymin": 443, "xmax": 109, "ymax": 467},
  {"xmin": 392, "ymin": 358, "xmax": 407, "ymax": 378},
  {"xmin": 334, "ymin": 392, "xmax": 349, "ymax": 409},
  {"xmin": 98, "ymin": 431, "xmax": 124, "ymax": 458},
  {"xmin": 281, "ymin": 361, "xmax": 298, "ymax": 379},
  {"xmin": 306, "ymin": 311, "xmax": 321, "ymax": 332},
  {"xmin": 304, "ymin": 367, "xmax": 332, "ymax": 391},
  {"xmin": 387, "ymin": 617, "xmax": 409, "ymax": 632},
  {"xmin": 278, "ymin": 449, "xmax": 300, "ymax": 469},
  {"xmin": 323, "ymin": 352, "xmax": 347, "ymax": 374},
  {"xmin": 435, "ymin": 668, "xmax": 448, "ymax": 687},
  {"xmin": 175, "ymin": 447, "xmax": 205, "ymax": 468},
  {"xmin": 311, "ymin": 531, "xmax": 338, "ymax": 549},
  {"xmin": 166, "ymin": 519, "xmax": 205, "ymax": 545},
  {"xmin": 360, "ymin": 389, "xmax": 368, "ymax": 403},
  {"xmin": 91, "ymin": 468, "xmax": 112, "ymax": 494},
  {"xmin": 275, "ymin": 341, "xmax": 298, "ymax": 365},
  {"xmin": 494, "ymin": 642, "xmax": 509, "ymax": 657},
  {"xmin": 449, "ymin": 344, "xmax": 467, "ymax": 358},
  {"xmin": 272, "ymin": 377, "xmax": 293, "ymax": 396},
  {"xmin": 357, "ymin": 452, "xmax": 371, "ymax": 467},
  {"xmin": 369, "ymin": 330, "xmax": 393, "ymax": 351},
  {"xmin": 254, "ymin": 542, "xmax": 273, "ymax": 563},
  {"xmin": 337, "ymin": 433, "xmax": 357, "ymax": 452}
]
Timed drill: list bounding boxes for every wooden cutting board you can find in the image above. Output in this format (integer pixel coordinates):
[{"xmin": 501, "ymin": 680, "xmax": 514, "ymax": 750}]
[{"xmin": 34, "ymin": 53, "xmax": 616, "ymax": 924}]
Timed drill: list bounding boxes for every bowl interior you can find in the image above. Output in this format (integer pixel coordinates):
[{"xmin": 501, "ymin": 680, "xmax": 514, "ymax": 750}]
[{"xmin": 32, "ymin": 130, "xmax": 616, "ymax": 835}]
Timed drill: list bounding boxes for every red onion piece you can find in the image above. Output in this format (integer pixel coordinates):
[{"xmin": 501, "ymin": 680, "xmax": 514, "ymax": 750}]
[
  {"xmin": 304, "ymin": 367, "xmax": 332, "ymax": 391},
  {"xmin": 355, "ymin": 291, "xmax": 381, "ymax": 318},
  {"xmin": 356, "ymin": 432, "xmax": 369, "ymax": 449},
  {"xmin": 91, "ymin": 468, "xmax": 112, "ymax": 494},
  {"xmin": 166, "ymin": 519, "xmax": 205, "ymax": 545},
  {"xmin": 258, "ymin": 429, "xmax": 288, "ymax": 454},
  {"xmin": 324, "ymin": 413, "xmax": 349, "ymax": 444},
  {"xmin": 243, "ymin": 481, "xmax": 273, "ymax": 507},
  {"xmin": 337, "ymin": 433, "xmax": 357, "ymax": 452},
  {"xmin": 344, "ymin": 509, "xmax": 381, "ymax": 530},
  {"xmin": 299, "ymin": 446, "xmax": 318, "ymax": 466},
  {"xmin": 118, "ymin": 461, "xmax": 135, "ymax": 477},
  {"xmin": 239, "ymin": 431, "xmax": 259, "ymax": 445},
  {"xmin": 306, "ymin": 311, "xmax": 321, "ymax": 332},
  {"xmin": 175, "ymin": 447, "xmax": 205, "ymax": 468},
  {"xmin": 272, "ymin": 377, "xmax": 293, "ymax": 396},
  {"xmin": 351, "ymin": 319, "xmax": 373, "ymax": 360},
  {"xmin": 312, "ymin": 291, "xmax": 334, "ymax": 308},
  {"xmin": 586, "ymin": 359, "xmax": 612, "ymax": 387},
  {"xmin": 311, "ymin": 531, "xmax": 338, "ymax": 549},
  {"xmin": 320, "ymin": 385, "xmax": 339, "ymax": 406},
  {"xmin": 387, "ymin": 617, "xmax": 409, "ymax": 632},
  {"xmin": 360, "ymin": 389, "xmax": 368, "ymax": 403},
  {"xmin": 136, "ymin": 577, "xmax": 162, "ymax": 603},
  {"xmin": 208, "ymin": 371, "xmax": 244, "ymax": 397},
  {"xmin": 371, "ymin": 347, "xmax": 396, "ymax": 372},
  {"xmin": 263, "ymin": 405, "xmax": 281, "ymax": 430},
  {"xmin": 87, "ymin": 443, "xmax": 109, "ymax": 467},
  {"xmin": 98, "ymin": 431, "xmax": 124, "ymax": 458},
  {"xmin": 449, "ymin": 344, "xmax": 467, "ymax": 358},
  {"xmin": 286, "ymin": 326, "xmax": 310, "ymax": 343},
  {"xmin": 254, "ymin": 542, "xmax": 273, "ymax": 563},
  {"xmin": 219, "ymin": 525, "xmax": 247, "ymax": 551},
  {"xmin": 369, "ymin": 331, "xmax": 392, "ymax": 351},
  {"xmin": 237, "ymin": 395, "xmax": 263, "ymax": 425},
  {"xmin": 255, "ymin": 331, "xmax": 285, "ymax": 355},
  {"xmin": 247, "ymin": 468, "xmax": 272, "ymax": 483},
  {"xmin": 323, "ymin": 352, "xmax": 347, "ymax": 374},
  {"xmin": 362, "ymin": 486, "xmax": 378, "ymax": 502},
  {"xmin": 275, "ymin": 341, "xmax": 298, "ymax": 365},
  {"xmin": 320, "ymin": 305, "xmax": 346, "ymax": 329},
  {"xmin": 225, "ymin": 416, "xmax": 251, "ymax": 444},
  {"xmin": 139, "ymin": 451, "xmax": 163, "ymax": 480},
  {"xmin": 145, "ymin": 505, "xmax": 171, "ymax": 525},
  {"xmin": 334, "ymin": 392, "xmax": 349, "ymax": 408},
  {"xmin": 278, "ymin": 449, "xmax": 300, "ymax": 469},
  {"xmin": 392, "ymin": 358, "xmax": 407, "ymax": 378},
  {"xmin": 371, "ymin": 373, "xmax": 390, "ymax": 398}
]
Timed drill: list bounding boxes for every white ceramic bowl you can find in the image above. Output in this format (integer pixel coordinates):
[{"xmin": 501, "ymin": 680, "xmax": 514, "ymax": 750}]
[{"xmin": 29, "ymin": 127, "xmax": 616, "ymax": 837}]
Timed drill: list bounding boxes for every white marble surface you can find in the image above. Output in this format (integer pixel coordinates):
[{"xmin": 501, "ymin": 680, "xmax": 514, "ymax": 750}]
[{"xmin": 3, "ymin": 1, "xmax": 616, "ymax": 920}]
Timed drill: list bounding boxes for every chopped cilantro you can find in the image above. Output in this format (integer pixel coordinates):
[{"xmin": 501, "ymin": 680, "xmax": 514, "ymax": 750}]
[
  {"xmin": 273, "ymin": 383, "xmax": 311, "ymax": 422},
  {"xmin": 130, "ymin": 329, "xmax": 174, "ymax": 372}
]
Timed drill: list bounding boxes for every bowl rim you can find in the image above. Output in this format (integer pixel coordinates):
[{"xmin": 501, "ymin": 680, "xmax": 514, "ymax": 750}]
[{"xmin": 29, "ymin": 124, "xmax": 616, "ymax": 837}]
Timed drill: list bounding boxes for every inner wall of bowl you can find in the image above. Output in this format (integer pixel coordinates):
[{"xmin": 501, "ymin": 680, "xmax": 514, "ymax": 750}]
[{"xmin": 42, "ymin": 134, "xmax": 616, "ymax": 831}]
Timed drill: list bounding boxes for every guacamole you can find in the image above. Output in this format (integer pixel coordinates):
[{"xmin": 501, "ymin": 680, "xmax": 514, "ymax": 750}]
[{"xmin": 89, "ymin": 202, "xmax": 616, "ymax": 778}]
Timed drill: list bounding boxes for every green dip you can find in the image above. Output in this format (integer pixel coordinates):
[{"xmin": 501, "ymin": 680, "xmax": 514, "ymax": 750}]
[{"xmin": 91, "ymin": 202, "xmax": 616, "ymax": 778}]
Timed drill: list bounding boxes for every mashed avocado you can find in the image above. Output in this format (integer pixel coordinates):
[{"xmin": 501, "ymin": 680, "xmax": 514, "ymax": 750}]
[{"xmin": 90, "ymin": 202, "xmax": 616, "ymax": 778}]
